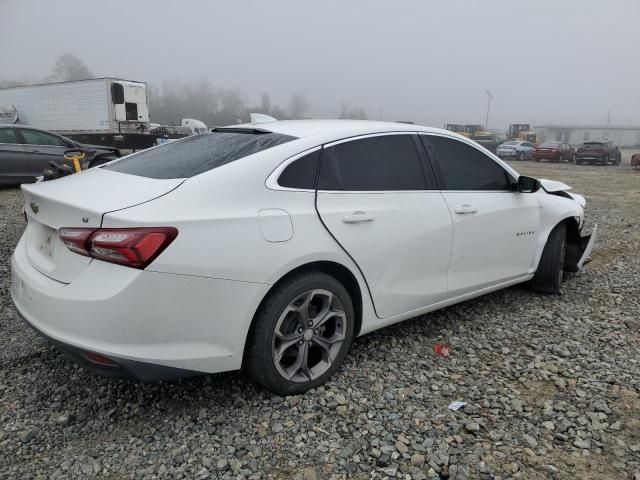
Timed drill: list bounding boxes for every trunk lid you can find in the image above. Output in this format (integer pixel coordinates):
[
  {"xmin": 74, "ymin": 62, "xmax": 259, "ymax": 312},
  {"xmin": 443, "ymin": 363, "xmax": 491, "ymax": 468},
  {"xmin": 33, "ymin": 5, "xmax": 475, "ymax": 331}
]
[{"xmin": 21, "ymin": 168, "xmax": 184, "ymax": 283}]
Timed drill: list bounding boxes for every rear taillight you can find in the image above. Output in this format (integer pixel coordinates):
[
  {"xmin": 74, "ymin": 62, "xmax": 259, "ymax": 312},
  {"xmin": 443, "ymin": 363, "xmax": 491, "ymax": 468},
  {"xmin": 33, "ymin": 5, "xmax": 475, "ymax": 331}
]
[{"xmin": 58, "ymin": 227, "xmax": 178, "ymax": 269}]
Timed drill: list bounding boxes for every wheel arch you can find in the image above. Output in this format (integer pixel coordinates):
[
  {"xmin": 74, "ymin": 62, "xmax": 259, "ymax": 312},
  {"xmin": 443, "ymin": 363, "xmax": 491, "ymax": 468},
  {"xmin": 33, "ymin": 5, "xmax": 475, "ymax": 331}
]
[
  {"xmin": 241, "ymin": 260, "xmax": 364, "ymax": 367},
  {"xmin": 533, "ymin": 214, "xmax": 582, "ymax": 272}
]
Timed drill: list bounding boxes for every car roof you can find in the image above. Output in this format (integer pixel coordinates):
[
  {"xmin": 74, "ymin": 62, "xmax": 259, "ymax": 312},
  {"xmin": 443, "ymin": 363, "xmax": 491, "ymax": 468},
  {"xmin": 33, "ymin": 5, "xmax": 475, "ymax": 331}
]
[
  {"xmin": 231, "ymin": 119, "xmax": 464, "ymax": 142},
  {"xmin": 0, "ymin": 124, "xmax": 45, "ymax": 131}
]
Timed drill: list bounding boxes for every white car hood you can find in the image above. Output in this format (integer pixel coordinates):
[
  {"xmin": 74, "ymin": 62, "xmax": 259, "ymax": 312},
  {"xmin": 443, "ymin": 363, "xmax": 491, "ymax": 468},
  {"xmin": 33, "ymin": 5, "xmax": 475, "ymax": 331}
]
[
  {"xmin": 539, "ymin": 179, "xmax": 586, "ymax": 207},
  {"xmin": 539, "ymin": 178, "xmax": 572, "ymax": 192}
]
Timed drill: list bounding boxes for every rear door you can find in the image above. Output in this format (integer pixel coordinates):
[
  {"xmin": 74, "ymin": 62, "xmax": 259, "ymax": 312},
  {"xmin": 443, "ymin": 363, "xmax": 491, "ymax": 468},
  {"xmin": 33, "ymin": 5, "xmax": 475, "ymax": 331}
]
[
  {"xmin": 420, "ymin": 134, "xmax": 540, "ymax": 296},
  {"xmin": 18, "ymin": 128, "xmax": 73, "ymax": 173},
  {"xmin": 315, "ymin": 133, "xmax": 453, "ymax": 318},
  {"xmin": 0, "ymin": 128, "xmax": 31, "ymax": 182}
]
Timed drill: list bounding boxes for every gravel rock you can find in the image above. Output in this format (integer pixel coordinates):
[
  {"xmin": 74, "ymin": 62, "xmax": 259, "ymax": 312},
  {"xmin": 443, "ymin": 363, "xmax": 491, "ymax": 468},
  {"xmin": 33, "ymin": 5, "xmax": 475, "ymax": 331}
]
[
  {"xmin": 1, "ymin": 162, "xmax": 640, "ymax": 478},
  {"xmin": 465, "ymin": 422, "xmax": 480, "ymax": 433}
]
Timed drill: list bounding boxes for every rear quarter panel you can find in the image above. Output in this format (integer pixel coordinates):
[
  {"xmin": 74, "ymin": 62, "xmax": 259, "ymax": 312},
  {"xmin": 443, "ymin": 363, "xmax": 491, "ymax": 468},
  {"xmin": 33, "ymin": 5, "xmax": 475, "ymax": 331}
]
[{"xmin": 101, "ymin": 144, "xmax": 377, "ymax": 329}]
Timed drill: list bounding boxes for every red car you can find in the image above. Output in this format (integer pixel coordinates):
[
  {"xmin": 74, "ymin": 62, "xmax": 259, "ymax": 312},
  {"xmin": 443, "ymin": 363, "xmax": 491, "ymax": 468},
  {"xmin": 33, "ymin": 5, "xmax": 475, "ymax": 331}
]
[{"xmin": 533, "ymin": 141, "xmax": 575, "ymax": 163}]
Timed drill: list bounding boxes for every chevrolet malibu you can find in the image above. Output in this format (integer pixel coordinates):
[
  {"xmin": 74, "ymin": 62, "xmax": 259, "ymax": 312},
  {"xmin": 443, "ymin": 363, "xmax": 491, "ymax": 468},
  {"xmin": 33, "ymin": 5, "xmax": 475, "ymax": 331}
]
[{"xmin": 11, "ymin": 120, "xmax": 596, "ymax": 395}]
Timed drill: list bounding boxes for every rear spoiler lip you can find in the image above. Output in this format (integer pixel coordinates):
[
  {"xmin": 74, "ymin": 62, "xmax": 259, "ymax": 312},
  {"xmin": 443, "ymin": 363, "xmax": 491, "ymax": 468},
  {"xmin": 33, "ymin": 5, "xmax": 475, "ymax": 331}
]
[{"xmin": 210, "ymin": 127, "xmax": 273, "ymax": 134}]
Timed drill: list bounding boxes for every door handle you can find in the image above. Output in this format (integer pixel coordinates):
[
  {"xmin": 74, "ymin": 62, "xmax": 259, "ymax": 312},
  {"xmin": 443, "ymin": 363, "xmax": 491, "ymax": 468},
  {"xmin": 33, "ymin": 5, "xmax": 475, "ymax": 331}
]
[
  {"xmin": 454, "ymin": 204, "xmax": 478, "ymax": 214},
  {"xmin": 342, "ymin": 211, "xmax": 375, "ymax": 224}
]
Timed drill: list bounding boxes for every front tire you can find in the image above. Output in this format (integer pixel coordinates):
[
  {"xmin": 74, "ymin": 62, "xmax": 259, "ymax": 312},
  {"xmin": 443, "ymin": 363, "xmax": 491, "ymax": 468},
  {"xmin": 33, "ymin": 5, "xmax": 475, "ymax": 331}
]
[
  {"xmin": 530, "ymin": 223, "xmax": 566, "ymax": 294},
  {"xmin": 244, "ymin": 272, "xmax": 355, "ymax": 395},
  {"xmin": 518, "ymin": 151, "xmax": 525, "ymax": 161}
]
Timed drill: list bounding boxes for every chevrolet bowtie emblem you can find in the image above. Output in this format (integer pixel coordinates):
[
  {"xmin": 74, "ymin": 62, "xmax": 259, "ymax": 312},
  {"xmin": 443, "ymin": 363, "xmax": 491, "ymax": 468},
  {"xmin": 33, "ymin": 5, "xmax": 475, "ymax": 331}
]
[{"xmin": 29, "ymin": 202, "xmax": 39, "ymax": 214}]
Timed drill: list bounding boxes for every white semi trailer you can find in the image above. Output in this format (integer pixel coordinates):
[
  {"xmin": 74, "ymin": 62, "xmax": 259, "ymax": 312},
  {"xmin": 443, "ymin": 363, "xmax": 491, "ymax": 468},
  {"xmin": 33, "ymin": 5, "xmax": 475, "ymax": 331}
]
[{"xmin": 0, "ymin": 78, "xmax": 157, "ymax": 149}]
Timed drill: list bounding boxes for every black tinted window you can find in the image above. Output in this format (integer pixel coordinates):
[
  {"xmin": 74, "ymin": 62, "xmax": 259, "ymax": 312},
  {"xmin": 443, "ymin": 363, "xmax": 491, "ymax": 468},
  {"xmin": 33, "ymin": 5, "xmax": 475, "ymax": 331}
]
[
  {"xmin": 317, "ymin": 135, "xmax": 428, "ymax": 191},
  {"xmin": 105, "ymin": 131, "xmax": 296, "ymax": 179},
  {"xmin": 278, "ymin": 150, "xmax": 320, "ymax": 189},
  {"xmin": 0, "ymin": 129, "xmax": 18, "ymax": 144},
  {"xmin": 423, "ymin": 135, "xmax": 513, "ymax": 191}
]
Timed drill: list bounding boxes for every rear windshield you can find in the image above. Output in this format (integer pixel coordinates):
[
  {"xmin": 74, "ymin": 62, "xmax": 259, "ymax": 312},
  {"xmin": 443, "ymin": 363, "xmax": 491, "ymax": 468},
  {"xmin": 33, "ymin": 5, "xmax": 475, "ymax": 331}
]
[
  {"xmin": 104, "ymin": 131, "xmax": 297, "ymax": 179},
  {"xmin": 540, "ymin": 142, "xmax": 561, "ymax": 147},
  {"xmin": 583, "ymin": 142, "xmax": 604, "ymax": 146}
]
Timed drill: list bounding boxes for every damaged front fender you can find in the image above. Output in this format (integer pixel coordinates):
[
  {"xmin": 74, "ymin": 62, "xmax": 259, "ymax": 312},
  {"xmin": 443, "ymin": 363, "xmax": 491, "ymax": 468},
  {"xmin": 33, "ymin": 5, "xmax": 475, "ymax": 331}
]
[{"xmin": 565, "ymin": 224, "xmax": 597, "ymax": 272}]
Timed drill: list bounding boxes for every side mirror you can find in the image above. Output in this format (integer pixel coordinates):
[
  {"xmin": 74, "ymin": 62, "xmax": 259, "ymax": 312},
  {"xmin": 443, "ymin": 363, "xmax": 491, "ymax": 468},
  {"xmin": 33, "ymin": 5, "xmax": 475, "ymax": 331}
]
[{"xmin": 517, "ymin": 175, "xmax": 540, "ymax": 193}]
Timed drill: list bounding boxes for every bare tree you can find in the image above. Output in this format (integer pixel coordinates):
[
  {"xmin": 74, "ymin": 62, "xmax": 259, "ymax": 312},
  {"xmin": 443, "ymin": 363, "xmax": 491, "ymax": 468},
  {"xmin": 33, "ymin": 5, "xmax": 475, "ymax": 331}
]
[
  {"xmin": 339, "ymin": 102, "xmax": 367, "ymax": 120},
  {"xmin": 49, "ymin": 53, "xmax": 94, "ymax": 82},
  {"xmin": 288, "ymin": 91, "xmax": 309, "ymax": 119},
  {"xmin": 260, "ymin": 92, "xmax": 272, "ymax": 114}
]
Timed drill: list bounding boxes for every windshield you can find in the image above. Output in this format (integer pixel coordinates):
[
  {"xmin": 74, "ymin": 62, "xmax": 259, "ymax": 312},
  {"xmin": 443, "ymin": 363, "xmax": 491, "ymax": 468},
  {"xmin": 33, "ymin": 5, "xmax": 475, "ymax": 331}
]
[{"xmin": 105, "ymin": 131, "xmax": 296, "ymax": 179}]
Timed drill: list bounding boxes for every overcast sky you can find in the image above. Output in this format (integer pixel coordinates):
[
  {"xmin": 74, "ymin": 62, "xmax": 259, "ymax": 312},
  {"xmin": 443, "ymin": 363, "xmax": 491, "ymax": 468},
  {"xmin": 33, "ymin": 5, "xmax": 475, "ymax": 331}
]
[{"xmin": 1, "ymin": 0, "xmax": 638, "ymax": 128}]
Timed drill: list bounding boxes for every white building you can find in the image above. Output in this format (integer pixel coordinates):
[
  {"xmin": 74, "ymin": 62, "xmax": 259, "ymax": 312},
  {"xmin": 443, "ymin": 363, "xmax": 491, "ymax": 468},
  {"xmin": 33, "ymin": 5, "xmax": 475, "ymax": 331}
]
[{"xmin": 533, "ymin": 125, "xmax": 640, "ymax": 147}]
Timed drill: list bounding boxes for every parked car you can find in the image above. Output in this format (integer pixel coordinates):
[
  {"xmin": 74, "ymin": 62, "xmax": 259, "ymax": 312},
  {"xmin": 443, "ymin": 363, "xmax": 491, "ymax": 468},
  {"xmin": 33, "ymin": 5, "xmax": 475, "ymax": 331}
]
[
  {"xmin": 11, "ymin": 120, "xmax": 595, "ymax": 395},
  {"xmin": 497, "ymin": 140, "xmax": 536, "ymax": 160},
  {"xmin": 575, "ymin": 141, "xmax": 621, "ymax": 165},
  {"xmin": 533, "ymin": 141, "xmax": 575, "ymax": 163},
  {"xmin": 0, "ymin": 125, "xmax": 120, "ymax": 185},
  {"xmin": 631, "ymin": 152, "xmax": 640, "ymax": 169}
]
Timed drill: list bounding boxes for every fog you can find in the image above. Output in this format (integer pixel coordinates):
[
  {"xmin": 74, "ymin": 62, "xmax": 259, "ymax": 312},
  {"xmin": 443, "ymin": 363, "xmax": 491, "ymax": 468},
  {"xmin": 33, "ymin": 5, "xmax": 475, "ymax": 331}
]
[{"xmin": 1, "ymin": 0, "xmax": 638, "ymax": 128}]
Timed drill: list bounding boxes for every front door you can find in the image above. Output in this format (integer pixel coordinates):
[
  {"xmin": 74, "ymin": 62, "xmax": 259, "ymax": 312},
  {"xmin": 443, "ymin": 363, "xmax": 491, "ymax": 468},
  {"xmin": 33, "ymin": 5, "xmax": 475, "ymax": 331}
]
[
  {"xmin": 420, "ymin": 134, "xmax": 541, "ymax": 297},
  {"xmin": 315, "ymin": 133, "xmax": 453, "ymax": 318}
]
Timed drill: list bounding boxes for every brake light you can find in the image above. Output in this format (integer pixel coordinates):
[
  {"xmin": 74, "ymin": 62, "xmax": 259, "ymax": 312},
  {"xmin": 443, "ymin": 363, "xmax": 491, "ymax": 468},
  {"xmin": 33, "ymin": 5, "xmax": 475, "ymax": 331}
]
[{"xmin": 58, "ymin": 227, "xmax": 178, "ymax": 269}]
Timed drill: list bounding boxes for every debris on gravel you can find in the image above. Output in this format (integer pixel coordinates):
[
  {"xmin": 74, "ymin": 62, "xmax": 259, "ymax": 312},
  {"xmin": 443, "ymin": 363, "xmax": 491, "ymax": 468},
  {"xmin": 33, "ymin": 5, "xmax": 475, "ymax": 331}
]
[{"xmin": 1, "ymin": 159, "xmax": 639, "ymax": 479}]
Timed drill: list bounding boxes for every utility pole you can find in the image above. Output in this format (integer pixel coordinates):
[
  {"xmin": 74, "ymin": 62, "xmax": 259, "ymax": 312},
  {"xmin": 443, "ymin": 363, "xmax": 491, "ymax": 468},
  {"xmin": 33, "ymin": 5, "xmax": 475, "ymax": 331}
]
[{"xmin": 485, "ymin": 90, "xmax": 494, "ymax": 131}]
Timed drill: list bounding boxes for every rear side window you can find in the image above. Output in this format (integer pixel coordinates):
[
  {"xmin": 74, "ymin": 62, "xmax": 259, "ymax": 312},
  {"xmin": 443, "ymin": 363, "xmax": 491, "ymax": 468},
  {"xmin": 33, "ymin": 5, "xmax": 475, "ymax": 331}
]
[
  {"xmin": 21, "ymin": 129, "xmax": 67, "ymax": 147},
  {"xmin": 278, "ymin": 150, "xmax": 320, "ymax": 189},
  {"xmin": 105, "ymin": 131, "xmax": 296, "ymax": 179},
  {"xmin": 422, "ymin": 135, "xmax": 513, "ymax": 191},
  {"xmin": 317, "ymin": 134, "xmax": 429, "ymax": 191},
  {"xmin": 0, "ymin": 129, "xmax": 18, "ymax": 144}
]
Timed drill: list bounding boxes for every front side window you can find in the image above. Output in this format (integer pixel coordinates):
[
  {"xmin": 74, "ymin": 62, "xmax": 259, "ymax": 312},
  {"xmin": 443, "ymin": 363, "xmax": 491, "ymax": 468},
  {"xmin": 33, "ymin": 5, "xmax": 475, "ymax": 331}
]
[
  {"xmin": 21, "ymin": 129, "xmax": 67, "ymax": 147},
  {"xmin": 0, "ymin": 128, "xmax": 19, "ymax": 144},
  {"xmin": 422, "ymin": 135, "xmax": 513, "ymax": 191},
  {"xmin": 317, "ymin": 134, "xmax": 429, "ymax": 191},
  {"xmin": 278, "ymin": 150, "xmax": 320, "ymax": 189},
  {"xmin": 105, "ymin": 131, "xmax": 296, "ymax": 179}
]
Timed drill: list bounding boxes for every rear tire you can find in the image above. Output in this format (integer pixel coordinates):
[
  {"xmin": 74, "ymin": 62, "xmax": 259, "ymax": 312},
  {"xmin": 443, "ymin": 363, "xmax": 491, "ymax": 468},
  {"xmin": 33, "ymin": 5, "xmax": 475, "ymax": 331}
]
[
  {"xmin": 530, "ymin": 223, "xmax": 566, "ymax": 294},
  {"xmin": 244, "ymin": 272, "xmax": 355, "ymax": 395}
]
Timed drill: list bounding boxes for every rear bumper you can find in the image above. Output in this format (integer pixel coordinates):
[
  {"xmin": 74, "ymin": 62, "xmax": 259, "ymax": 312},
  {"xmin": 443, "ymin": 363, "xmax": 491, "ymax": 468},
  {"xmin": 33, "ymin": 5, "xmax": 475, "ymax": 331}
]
[
  {"xmin": 15, "ymin": 306, "xmax": 198, "ymax": 381},
  {"xmin": 575, "ymin": 155, "xmax": 605, "ymax": 162},
  {"xmin": 533, "ymin": 152, "xmax": 560, "ymax": 160},
  {"xmin": 11, "ymin": 233, "xmax": 269, "ymax": 379}
]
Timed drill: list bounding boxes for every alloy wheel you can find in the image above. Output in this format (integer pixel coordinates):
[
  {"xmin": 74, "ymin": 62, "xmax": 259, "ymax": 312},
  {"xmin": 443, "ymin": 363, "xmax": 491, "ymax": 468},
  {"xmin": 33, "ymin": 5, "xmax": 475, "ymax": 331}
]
[{"xmin": 272, "ymin": 289, "xmax": 347, "ymax": 383}]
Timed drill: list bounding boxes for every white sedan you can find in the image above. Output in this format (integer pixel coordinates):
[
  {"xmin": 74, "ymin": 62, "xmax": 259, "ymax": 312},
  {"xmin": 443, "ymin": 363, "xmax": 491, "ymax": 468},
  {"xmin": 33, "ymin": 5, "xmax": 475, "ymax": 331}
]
[
  {"xmin": 11, "ymin": 120, "xmax": 595, "ymax": 395},
  {"xmin": 497, "ymin": 140, "xmax": 536, "ymax": 160}
]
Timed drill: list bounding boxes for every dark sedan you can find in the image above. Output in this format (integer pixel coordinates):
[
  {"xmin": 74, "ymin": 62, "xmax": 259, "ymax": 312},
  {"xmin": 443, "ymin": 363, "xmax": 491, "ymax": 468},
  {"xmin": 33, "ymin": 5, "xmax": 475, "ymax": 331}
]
[
  {"xmin": 0, "ymin": 125, "xmax": 120, "ymax": 184},
  {"xmin": 533, "ymin": 141, "xmax": 575, "ymax": 163}
]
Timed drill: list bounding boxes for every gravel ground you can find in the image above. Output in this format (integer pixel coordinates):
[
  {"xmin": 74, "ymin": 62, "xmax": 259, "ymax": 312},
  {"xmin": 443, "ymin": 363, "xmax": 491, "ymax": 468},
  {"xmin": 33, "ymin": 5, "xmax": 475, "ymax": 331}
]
[{"xmin": 1, "ymin": 157, "xmax": 639, "ymax": 479}]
